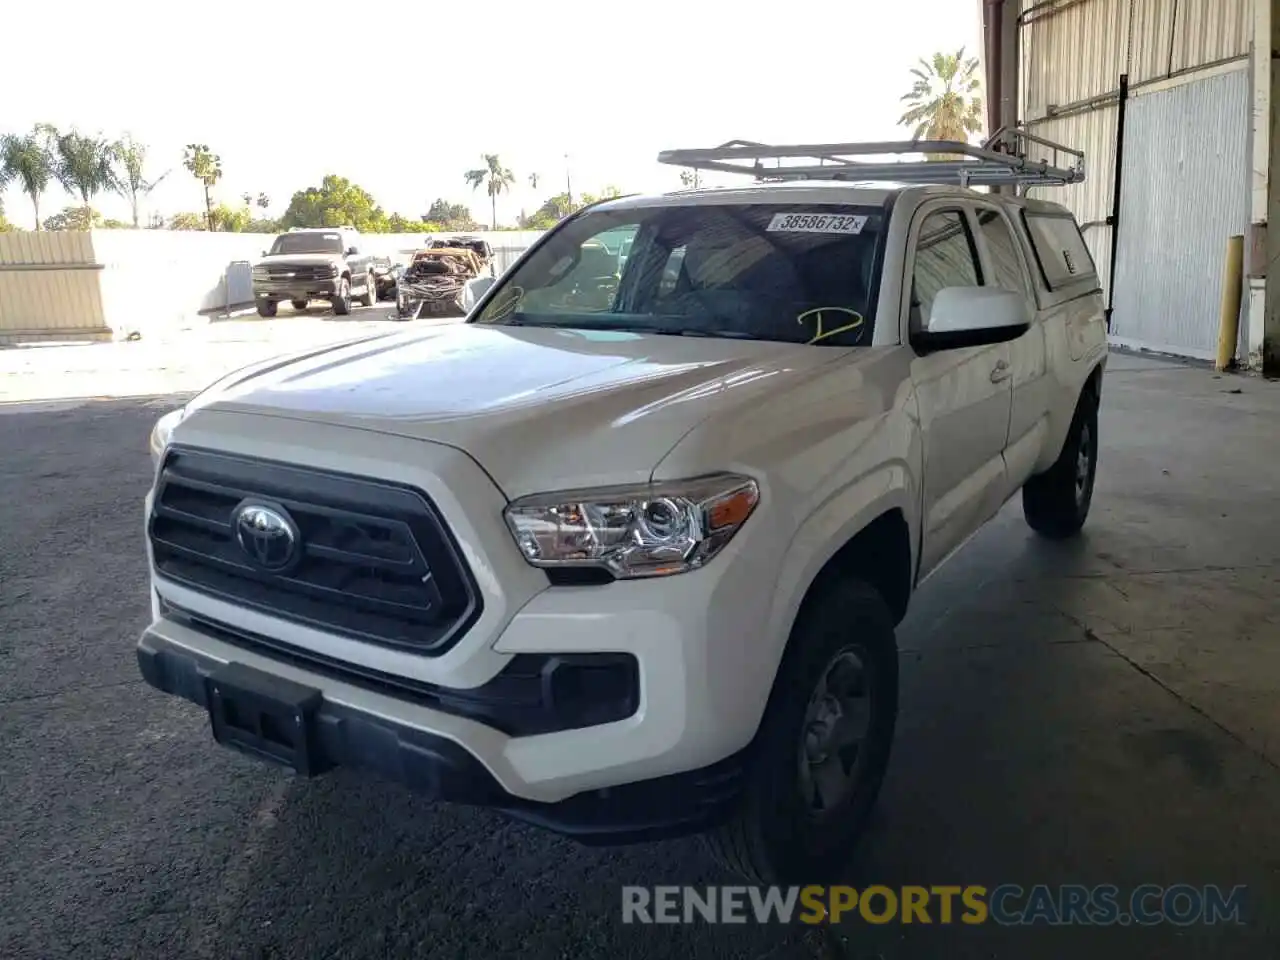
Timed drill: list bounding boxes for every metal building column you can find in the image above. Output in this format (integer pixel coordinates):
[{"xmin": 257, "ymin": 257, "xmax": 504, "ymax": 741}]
[
  {"xmin": 1250, "ymin": 0, "xmax": 1280, "ymax": 372},
  {"xmin": 999, "ymin": 0, "xmax": 1019, "ymax": 132}
]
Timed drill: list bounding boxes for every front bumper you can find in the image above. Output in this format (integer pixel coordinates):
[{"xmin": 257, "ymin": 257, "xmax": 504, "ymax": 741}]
[
  {"xmin": 254, "ymin": 278, "xmax": 340, "ymax": 300},
  {"xmin": 138, "ymin": 625, "xmax": 746, "ymax": 844},
  {"xmin": 139, "ymin": 410, "xmax": 787, "ymax": 840}
]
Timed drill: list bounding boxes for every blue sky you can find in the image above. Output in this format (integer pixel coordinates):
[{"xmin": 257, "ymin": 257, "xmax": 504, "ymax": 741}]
[{"xmin": 3, "ymin": 0, "xmax": 981, "ymax": 227}]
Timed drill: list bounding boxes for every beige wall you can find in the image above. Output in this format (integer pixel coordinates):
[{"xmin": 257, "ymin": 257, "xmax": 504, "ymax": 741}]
[{"xmin": 0, "ymin": 232, "xmax": 111, "ymax": 342}]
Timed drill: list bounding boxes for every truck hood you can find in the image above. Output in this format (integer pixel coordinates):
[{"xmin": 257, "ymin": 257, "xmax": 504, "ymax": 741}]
[
  {"xmin": 254, "ymin": 253, "xmax": 343, "ymax": 268},
  {"xmin": 184, "ymin": 324, "xmax": 855, "ymax": 497}
]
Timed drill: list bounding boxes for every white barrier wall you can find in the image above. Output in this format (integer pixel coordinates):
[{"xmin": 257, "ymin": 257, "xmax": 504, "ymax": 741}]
[{"xmin": 0, "ymin": 228, "xmax": 546, "ymax": 342}]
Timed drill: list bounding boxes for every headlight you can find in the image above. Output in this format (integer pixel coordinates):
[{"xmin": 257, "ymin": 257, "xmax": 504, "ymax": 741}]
[
  {"xmin": 149, "ymin": 408, "xmax": 186, "ymax": 469},
  {"xmin": 503, "ymin": 474, "xmax": 760, "ymax": 579}
]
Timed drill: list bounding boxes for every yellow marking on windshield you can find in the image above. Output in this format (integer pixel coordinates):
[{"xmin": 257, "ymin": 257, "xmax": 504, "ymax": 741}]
[{"xmin": 798, "ymin": 307, "xmax": 865, "ymax": 344}]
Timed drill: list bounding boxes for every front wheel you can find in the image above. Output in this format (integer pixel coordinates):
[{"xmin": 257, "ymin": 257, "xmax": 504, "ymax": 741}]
[
  {"xmin": 255, "ymin": 300, "xmax": 277, "ymax": 318},
  {"xmin": 357, "ymin": 271, "xmax": 377, "ymax": 307},
  {"xmin": 702, "ymin": 580, "xmax": 899, "ymax": 884},
  {"xmin": 1022, "ymin": 386, "xmax": 1099, "ymax": 539},
  {"xmin": 331, "ymin": 277, "xmax": 352, "ymax": 316}
]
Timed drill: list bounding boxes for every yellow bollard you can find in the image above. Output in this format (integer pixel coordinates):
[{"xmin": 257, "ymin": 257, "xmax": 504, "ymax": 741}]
[{"xmin": 1216, "ymin": 235, "xmax": 1244, "ymax": 371}]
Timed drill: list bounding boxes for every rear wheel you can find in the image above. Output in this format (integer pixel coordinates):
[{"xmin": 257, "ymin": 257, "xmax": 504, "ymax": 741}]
[
  {"xmin": 331, "ymin": 277, "xmax": 352, "ymax": 316},
  {"xmin": 1023, "ymin": 385, "xmax": 1099, "ymax": 539},
  {"xmin": 702, "ymin": 580, "xmax": 898, "ymax": 884},
  {"xmin": 290, "ymin": 299, "xmax": 308, "ymax": 311},
  {"xmin": 357, "ymin": 271, "xmax": 376, "ymax": 307},
  {"xmin": 255, "ymin": 300, "xmax": 277, "ymax": 318}
]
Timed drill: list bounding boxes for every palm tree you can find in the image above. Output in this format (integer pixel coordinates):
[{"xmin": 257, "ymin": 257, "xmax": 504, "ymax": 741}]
[
  {"xmin": 898, "ymin": 48, "xmax": 984, "ymax": 153},
  {"xmin": 52, "ymin": 130, "xmax": 118, "ymax": 228},
  {"xmin": 528, "ymin": 172, "xmax": 540, "ymax": 191},
  {"xmin": 464, "ymin": 154, "xmax": 516, "ymax": 231},
  {"xmin": 1, "ymin": 128, "xmax": 55, "ymax": 230},
  {"xmin": 112, "ymin": 134, "xmax": 169, "ymax": 228}
]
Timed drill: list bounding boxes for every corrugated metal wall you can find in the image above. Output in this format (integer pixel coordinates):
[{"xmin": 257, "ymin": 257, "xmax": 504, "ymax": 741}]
[
  {"xmin": 0, "ymin": 232, "xmax": 110, "ymax": 342},
  {"xmin": 1110, "ymin": 67, "xmax": 1251, "ymax": 358},
  {"xmin": 1129, "ymin": 0, "xmax": 1251, "ymax": 83},
  {"xmin": 1020, "ymin": 0, "xmax": 1130, "ymax": 116},
  {"xmin": 1018, "ymin": 0, "xmax": 1252, "ymax": 358}
]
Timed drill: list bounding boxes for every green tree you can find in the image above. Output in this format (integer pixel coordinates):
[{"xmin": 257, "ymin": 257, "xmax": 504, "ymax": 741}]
[
  {"xmin": 279, "ymin": 174, "xmax": 388, "ymax": 232},
  {"xmin": 424, "ymin": 198, "xmax": 477, "ymax": 231},
  {"xmin": 167, "ymin": 211, "xmax": 207, "ymax": 231},
  {"xmin": 0, "ymin": 198, "xmax": 14, "ymax": 232},
  {"xmin": 1, "ymin": 127, "xmax": 55, "ymax": 230},
  {"xmin": 112, "ymin": 134, "xmax": 169, "ymax": 228},
  {"xmin": 43, "ymin": 205, "xmax": 101, "ymax": 231},
  {"xmin": 209, "ymin": 203, "xmax": 251, "ymax": 232},
  {"xmin": 183, "ymin": 144, "xmax": 223, "ymax": 231},
  {"xmin": 898, "ymin": 48, "xmax": 984, "ymax": 148},
  {"xmin": 388, "ymin": 212, "xmax": 438, "ymax": 233},
  {"xmin": 52, "ymin": 130, "xmax": 119, "ymax": 228},
  {"xmin": 463, "ymin": 154, "xmax": 515, "ymax": 231}
]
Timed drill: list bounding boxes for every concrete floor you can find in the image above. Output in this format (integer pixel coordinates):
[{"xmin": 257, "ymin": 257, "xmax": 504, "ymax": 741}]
[{"xmin": 0, "ymin": 350, "xmax": 1277, "ymax": 958}]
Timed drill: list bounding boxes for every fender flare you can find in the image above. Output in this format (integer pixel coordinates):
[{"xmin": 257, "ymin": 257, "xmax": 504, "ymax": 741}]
[{"xmin": 763, "ymin": 464, "xmax": 920, "ymax": 677}]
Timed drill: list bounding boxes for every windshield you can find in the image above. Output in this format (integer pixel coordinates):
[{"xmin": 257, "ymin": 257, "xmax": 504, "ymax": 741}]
[
  {"xmin": 268, "ymin": 232, "xmax": 344, "ymax": 255},
  {"xmin": 472, "ymin": 202, "xmax": 883, "ymax": 345}
]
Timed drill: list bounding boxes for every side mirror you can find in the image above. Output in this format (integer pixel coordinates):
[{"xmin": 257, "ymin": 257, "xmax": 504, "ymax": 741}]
[
  {"xmin": 461, "ymin": 276, "xmax": 497, "ymax": 312},
  {"xmin": 913, "ymin": 286, "xmax": 1031, "ymax": 352},
  {"xmin": 346, "ymin": 246, "xmax": 359, "ymax": 256},
  {"xmin": 261, "ymin": 250, "xmax": 268, "ymax": 257}
]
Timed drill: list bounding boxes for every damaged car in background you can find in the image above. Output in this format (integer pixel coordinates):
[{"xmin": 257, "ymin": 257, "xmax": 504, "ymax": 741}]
[
  {"xmin": 394, "ymin": 247, "xmax": 494, "ymax": 320},
  {"xmin": 428, "ymin": 236, "xmax": 496, "ymax": 277}
]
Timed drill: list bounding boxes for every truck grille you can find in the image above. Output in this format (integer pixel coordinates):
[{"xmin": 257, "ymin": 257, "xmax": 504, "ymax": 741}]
[
  {"xmin": 149, "ymin": 447, "xmax": 481, "ymax": 653},
  {"xmin": 265, "ymin": 265, "xmax": 333, "ymax": 280}
]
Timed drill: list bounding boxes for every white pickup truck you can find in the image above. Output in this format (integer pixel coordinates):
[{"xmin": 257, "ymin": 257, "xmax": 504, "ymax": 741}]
[{"xmin": 140, "ymin": 137, "xmax": 1107, "ymax": 884}]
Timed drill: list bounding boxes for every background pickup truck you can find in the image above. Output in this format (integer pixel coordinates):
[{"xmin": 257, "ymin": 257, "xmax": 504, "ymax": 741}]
[{"xmin": 251, "ymin": 227, "xmax": 379, "ymax": 316}]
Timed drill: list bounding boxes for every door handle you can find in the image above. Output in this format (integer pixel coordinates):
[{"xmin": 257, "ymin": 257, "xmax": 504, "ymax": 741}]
[{"xmin": 990, "ymin": 360, "xmax": 1012, "ymax": 384}]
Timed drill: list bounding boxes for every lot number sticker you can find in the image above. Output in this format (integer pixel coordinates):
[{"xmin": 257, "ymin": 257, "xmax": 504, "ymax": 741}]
[{"xmin": 767, "ymin": 212, "xmax": 868, "ymax": 235}]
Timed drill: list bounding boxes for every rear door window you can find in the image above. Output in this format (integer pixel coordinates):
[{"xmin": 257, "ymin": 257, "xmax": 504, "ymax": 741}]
[
  {"xmin": 1022, "ymin": 211, "xmax": 1098, "ymax": 291},
  {"xmin": 975, "ymin": 208, "xmax": 1032, "ymax": 297}
]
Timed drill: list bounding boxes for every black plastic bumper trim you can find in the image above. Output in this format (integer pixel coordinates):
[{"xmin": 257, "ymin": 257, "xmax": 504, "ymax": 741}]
[
  {"xmin": 161, "ymin": 604, "xmax": 639, "ymax": 738},
  {"xmin": 138, "ymin": 631, "xmax": 747, "ymax": 845}
]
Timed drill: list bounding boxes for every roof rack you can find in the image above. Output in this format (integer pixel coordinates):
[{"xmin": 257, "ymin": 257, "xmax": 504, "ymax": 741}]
[{"xmin": 656, "ymin": 125, "xmax": 1085, "ymax": 189}]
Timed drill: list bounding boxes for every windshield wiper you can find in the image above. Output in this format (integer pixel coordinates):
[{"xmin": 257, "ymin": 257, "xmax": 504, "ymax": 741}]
[
  {"xmin": 491, "ymin": 315, "xmax": 768, "ymax": 341},
  {"xmin": 655, "ymin": 327, "xmax": 766, "ymax": 340}
]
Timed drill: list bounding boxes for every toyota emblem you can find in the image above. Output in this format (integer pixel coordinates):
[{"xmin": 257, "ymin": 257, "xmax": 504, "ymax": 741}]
[{"xmin": 232, "ymin": 502, "xmax": 300, "ymax": 572}]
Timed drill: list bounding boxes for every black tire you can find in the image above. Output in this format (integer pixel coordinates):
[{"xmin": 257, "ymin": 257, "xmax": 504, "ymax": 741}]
[
  {"xmin": 290, "ymin": 299, "xmax": 308, "ymax": 311},
  {"xmin": 331, "ymin": 277, "xmax": 352, "ymax": 316},
  {"xmin": 702, "ymin": 580, "xmax": 899, "ymax": 884},
  {"xmin": 1022, "ymin": 385, "xmax": 1099, "ymax": 539},
  {"xmin": 255, "ymin": 300, "xmax": 277, "ymax": 318},
  {"xmin": 357, "ymin": 271, "xmax": 377, "ymax": 307}
]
